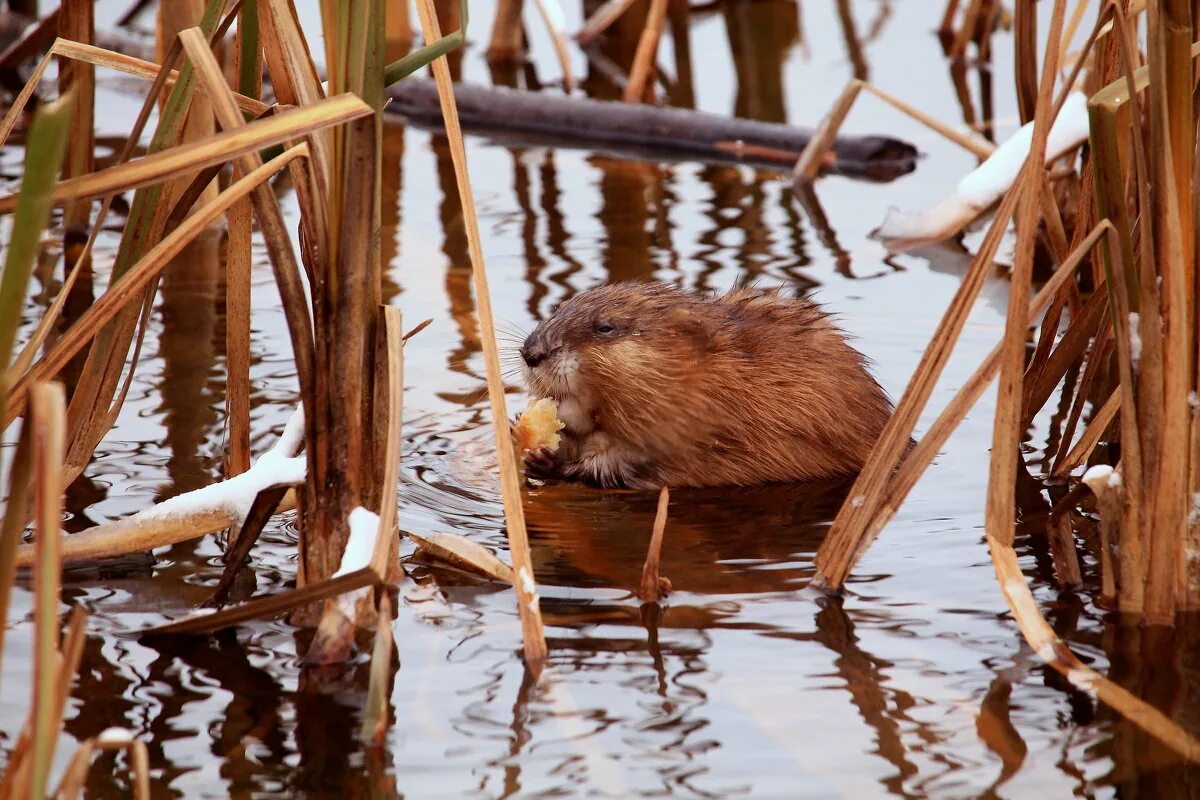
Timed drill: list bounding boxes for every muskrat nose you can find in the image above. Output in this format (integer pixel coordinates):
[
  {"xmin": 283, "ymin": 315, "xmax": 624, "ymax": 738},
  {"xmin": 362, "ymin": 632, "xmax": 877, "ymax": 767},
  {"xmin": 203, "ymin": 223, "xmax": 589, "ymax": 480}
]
[{"xmin": 521, "ymin": 344, "xmax": 546, "ymax": 368}]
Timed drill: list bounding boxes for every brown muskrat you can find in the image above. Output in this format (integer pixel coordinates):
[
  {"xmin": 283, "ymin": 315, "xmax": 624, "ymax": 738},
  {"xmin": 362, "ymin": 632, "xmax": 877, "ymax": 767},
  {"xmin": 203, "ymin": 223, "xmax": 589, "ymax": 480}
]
[{"xmin": 519, "ymin": 281, "xmax": 895, "ymax": 489}]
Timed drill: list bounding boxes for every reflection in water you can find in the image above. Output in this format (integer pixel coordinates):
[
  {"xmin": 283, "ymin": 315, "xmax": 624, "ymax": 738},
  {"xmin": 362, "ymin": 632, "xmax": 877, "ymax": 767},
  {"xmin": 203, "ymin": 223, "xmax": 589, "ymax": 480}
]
[{"xmin": 18, "ymin": 1, "xmax": 1200, "ymax": 796}]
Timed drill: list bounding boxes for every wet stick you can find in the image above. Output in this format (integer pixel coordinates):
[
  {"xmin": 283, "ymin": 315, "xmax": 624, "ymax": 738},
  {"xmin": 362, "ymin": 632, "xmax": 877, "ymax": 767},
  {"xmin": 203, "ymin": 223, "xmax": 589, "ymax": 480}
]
[
  {"xmin": 638, "ymin": 487, "xmax": 670, "ymax": 601},
  {"xmin": 415, "ymin": 0, "xmax": 548, "ymax": 676}
]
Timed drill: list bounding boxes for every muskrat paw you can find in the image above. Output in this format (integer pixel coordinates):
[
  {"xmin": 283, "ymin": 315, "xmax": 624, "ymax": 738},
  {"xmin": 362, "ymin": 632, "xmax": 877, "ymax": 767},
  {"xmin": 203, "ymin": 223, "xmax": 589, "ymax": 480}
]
[{"xmin": 522, "ymin": 446, "xmax": 561, "ymax": 483}]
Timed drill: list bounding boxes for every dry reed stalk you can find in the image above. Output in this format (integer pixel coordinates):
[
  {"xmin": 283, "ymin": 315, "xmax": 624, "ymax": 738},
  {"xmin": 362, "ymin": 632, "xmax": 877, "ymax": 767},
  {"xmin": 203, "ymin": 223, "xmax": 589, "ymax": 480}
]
[
  {"xmin": 949, "ymin": 0, "xmax": 987, "ymax": 61},
  {"xmin": 50, "ymin": 38, "xmax": 270, "ymax": 114},
  {"xmin": 0, "ymin": 95, "xmax": 367, "ymax": 215},
  {"xmin": 982, "ymin": 0, "xmax": 1065, "ymax": 552},
  {"xmin": 1013, "ymin": 0, "xmax": 1037, "ymax": 124},
  {"xmin": 1140, "ymin": 0, "xmax": 1193, "ymax": 620},
  {"xmin": 793, "ymin": 77, "xmax": 997, "ymax": 183},
  {"xmin": 577, "ymin": 0, "xmax": 639, "ymax": 44},
  {"xmin": 0, "ymin": 428, "xmax": 32, "ymax": 666},
  {"xmin": 226, "ymin": 0, "xmax": 264, "ymax": 477},
  {"xmin": 862, "ymin": 224, "xmax": 1109, "ymax": 544},
  {"xmin": 638, "ymin": 487, "xmax": 670, "ymax": 601},
  {"xmin": 487, "ymin": 0, "xmax": 524, "ymax": 62},
  {"xmin": 1048, "ymin": 330, "xmax": 1111, "ymax": 471},
  {"xmin": 959, "ymin": 0, "xmax": 1198, "ymax": 762},
  {"xmin": 858, "ymin": 81, "xmax": 994, "ymax": 158},
  {"xmin": 793, "ymin": 81, "xmax": 862, "ymax": 182},
  {"xmin": 368, "ymin": 307, "xmax": 404, "ymax": 579},
  {"xmin": 29, "ymin": 382, "xmax": 65, "ymax": 800},
  {"xmin": 159, "ymin": 0, "xmax": 219, "ymax": 210},
  {"xmin": 1047, "ymin": 507, "xmax": 1083, "ymax": 589},
  {"xmin": 308, "ymin": 306, "xmax": 404, "ymax": 659},
  {"xmin": 622, "ymin": 0, "xmax": 668, "ymax": 104},
  {"xmin": 531, "ymin": 0, "xmax": 576, "ymax": 91},
  {"xmin": 52, "ymin": 738, "xmax": 96, "ymax": 799},
  {"xmin": 4, "ymin": 145, "xmax": 315, "ymax": 427},
  {"xmin": 1019, "ymin": 287, "xmax": 1108, "ymax": 427},
  {"xmin": 415, "ymin": 0, "xmax": 548, "ymax": 676},
  {"xmin": 814, "ymin": 180, "xmax": 1022, "ymax": 590},
  {"xmin": 58, "ymin": 0, "xmax": 94, "ymax": 259}
]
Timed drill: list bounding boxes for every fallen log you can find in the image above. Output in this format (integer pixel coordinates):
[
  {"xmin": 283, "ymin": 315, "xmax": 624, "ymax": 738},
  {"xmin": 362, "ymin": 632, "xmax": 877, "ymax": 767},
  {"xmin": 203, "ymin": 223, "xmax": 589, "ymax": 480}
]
[{"xmin": 386, "ymin": 78, "xmax": 919, "ymax": 181}]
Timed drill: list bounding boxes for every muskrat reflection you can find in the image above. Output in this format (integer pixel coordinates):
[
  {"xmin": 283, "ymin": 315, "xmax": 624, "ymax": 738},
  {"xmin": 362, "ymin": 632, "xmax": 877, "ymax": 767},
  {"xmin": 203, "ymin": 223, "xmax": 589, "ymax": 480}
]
[{"xmin": 523, "ymin": 479, "xmax": 852, "ymax": 596}]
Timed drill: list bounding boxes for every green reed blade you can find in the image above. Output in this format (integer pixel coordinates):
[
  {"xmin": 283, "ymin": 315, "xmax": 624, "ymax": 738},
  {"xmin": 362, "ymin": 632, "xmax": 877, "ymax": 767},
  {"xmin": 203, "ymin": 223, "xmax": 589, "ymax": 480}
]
[
  {"xmin": 0, "ymin": 94, "xmax": 74, "ymax": 417},
  {"xmin": 382, "ymin": 0, "xmax": 467, "ymax": 86}
]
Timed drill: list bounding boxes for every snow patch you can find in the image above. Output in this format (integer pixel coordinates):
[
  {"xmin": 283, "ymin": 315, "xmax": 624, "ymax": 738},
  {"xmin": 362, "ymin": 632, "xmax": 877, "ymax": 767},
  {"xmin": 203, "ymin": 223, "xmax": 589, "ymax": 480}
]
[
  {"xmin": 333, "ymin": 507, "xmax": 381, "ymax": 578},
  {"xmin": 1128, "ymin": 312, "xmax": 1142, "ymax": 370},
  {"xmin": 98, "ymin": 727, "xmax": 135, "ymax": 746},
  {"xmin": 876, "ymin": 92, "xmax": 1090, "ymax": 242},
  {"xmin": 142, "ymin": 405, "xmax": 306, "ymax": 526},
  {"xmin": 1082, "ymin": 464, "xmax": 1118, "ymax": 493},
  {"xmin": 1067, "ymin": 668, "xmax": 1098, "ymax": 697}
]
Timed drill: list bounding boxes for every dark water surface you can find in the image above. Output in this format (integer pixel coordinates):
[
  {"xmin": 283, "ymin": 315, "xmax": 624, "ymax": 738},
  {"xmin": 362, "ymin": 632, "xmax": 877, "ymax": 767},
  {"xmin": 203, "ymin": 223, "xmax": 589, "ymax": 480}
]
[{"xmin": 4, "ymin": 1, "xmax": 1198, "ymax": 797}]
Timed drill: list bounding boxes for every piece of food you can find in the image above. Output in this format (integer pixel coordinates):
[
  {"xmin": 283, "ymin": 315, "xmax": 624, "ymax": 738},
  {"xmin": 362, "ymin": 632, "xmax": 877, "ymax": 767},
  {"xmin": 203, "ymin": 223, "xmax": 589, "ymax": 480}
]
[{"xmin": 514, "ymin": 397, "xmax": 565, "ymax": 453}]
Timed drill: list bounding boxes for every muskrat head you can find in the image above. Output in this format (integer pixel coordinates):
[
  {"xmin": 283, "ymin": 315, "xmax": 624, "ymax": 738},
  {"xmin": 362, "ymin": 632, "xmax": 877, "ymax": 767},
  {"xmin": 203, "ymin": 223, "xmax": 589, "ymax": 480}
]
[{"xmin": 521, "ymin": 282, "xmax": 715, "ymax": 433}]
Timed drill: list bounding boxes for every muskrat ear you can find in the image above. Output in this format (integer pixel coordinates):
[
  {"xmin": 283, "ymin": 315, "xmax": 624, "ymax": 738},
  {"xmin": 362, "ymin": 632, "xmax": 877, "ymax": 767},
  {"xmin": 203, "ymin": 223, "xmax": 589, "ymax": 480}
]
[{"xmin": 668, "ymin": 308, "xmax": 718, "ymax": 351}]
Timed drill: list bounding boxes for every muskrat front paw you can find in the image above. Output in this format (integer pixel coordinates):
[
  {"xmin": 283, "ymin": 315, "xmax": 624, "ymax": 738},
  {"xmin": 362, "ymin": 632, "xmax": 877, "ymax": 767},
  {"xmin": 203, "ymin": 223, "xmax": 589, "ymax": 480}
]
[{"xmin": 522, "ymin": 446, "xmax": 561, "ymax": 483}]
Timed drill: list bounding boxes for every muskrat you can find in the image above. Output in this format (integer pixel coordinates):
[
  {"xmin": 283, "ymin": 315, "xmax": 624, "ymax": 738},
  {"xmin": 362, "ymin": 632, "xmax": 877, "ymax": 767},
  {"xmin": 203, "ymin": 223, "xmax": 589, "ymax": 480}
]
[{"xmin": 519, "ymin": 281, "xmax": 894, "ymax": 489}]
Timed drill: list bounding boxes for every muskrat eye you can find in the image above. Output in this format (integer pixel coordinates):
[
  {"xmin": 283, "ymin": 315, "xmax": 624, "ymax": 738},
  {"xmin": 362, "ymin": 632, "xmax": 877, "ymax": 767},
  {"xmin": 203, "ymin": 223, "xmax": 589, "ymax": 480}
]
[{"xmin": 594, "ymin": 323, "xmax": 615, "ymax": 335}]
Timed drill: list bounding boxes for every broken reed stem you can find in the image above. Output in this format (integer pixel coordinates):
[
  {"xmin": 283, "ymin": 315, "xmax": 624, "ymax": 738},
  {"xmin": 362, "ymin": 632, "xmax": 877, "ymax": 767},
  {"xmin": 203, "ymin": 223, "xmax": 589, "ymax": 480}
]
[
  {"xmin": 415, "ymin": 0, "xmax": 548, "ymax": 676},
  {"xmin": 638, "ymin": 487, "xmax": 670, "ymax": 601},
  {"xmin": 622, "ymin": 0, "xmax": 668, "ymax": 103},
  {"xmin": 361, "ymin": 591, "xmax": 395, "ymax": 746},
  {"xmin": 793, "ymin": 81, "xmax": 862, "ymax": 182}
]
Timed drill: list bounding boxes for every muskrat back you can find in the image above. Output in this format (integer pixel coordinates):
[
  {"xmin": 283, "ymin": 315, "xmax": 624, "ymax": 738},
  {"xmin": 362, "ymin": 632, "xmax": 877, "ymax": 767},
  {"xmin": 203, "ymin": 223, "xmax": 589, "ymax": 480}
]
[{"xmin": 520, "ymin": 281, "xmax": 894, "ymax": 489}]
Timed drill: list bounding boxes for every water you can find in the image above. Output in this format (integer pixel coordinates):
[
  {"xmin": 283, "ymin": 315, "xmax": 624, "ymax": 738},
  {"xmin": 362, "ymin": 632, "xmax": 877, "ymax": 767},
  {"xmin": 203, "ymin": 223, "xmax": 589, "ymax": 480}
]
[{"xmin": 3, "ymin": 1, "xmax": 1198, "ymax": 797}]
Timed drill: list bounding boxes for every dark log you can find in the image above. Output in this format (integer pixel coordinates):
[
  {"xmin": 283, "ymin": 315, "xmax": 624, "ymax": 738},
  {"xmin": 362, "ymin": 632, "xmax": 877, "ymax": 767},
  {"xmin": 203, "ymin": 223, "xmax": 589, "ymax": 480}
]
[{"xmin": 385, "ymin": 78, "xmax": 918, "ymax": 181}]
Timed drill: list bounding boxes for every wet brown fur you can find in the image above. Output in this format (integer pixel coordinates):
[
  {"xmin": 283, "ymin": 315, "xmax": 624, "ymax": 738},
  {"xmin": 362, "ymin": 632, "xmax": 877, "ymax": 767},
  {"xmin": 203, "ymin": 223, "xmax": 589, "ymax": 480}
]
[{"xmin": 521, "ymin": 281, "xmax": 894, "ymax": 489}]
